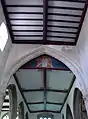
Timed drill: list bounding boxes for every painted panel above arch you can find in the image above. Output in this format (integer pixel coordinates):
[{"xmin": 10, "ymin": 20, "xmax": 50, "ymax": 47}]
[{"xmin": 20, "ymin": 55, "xmax": 70, "ymax": 70}]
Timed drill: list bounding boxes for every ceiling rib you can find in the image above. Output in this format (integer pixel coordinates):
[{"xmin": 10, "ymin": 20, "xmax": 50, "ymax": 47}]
[
  {"xmin": 48, "ymin": 12, "xmax": 81, "ymax": 17},
  {"xmin": 47, "ymin": 36, "xmax": 75, "ymax": 39},
  {"xmin": 27, "ymin": 102, "xmax": 44, "ymax": 105},
  {"xmin": 8, "ymin": 12, "xmax": 43, "ymax": 15},
  {"xmin": 47, "ymin": 102, "xmax": 63, "ymax": 105},
  {"xmin": 47, "ymin": 25, "xmax": 78, "ymax": 29},
  {"xmin": 43, "ymin": 69, "xmax": 47, "ymax": 110},
  {"xmin": 10, "ymin": 18, "xmax": 43, "ymax": 21},
  {"xmin": 12, "ymin": 40, "xmax": 75, "ymax": 45},
  {"xmin": 30, "ymin": 110, "xmax": 60, "ymax": 113},
  {"xmin": 27, "ymin": 102, "xmax": 63, "ymax": 105},
  {"xmin": 2, "ymin": 106, "xmax": 9, "ymax": 109},
  {"xmin": 48, "ymin": 6, "xmax": 84, "ymax": 10},
  {"xmin": 4, "ymin": 99, "xmax": 9, "ymax": 103},
  {"xmin": 13, "ymin": 30, "xmax": 43, "ymax": 32},
  {"xmin": 47, "ymin": 30, "xmax": 76, "ymax": 34},
  {"xmin": 48, "ymin": 19, "xmax": 80, "ymax": 23},
  {"xmin": 6, "ymin": 5, "xmax": 43, "ymax": 7},
  {"xmin": 14, "ymin": 35, "xmax": 43, "ymax": 37},
  {"xmin": 48, "ymin": 0, "xmax": 85, "ymax": 3},
  {"xmin": 43, "ymin": 0, "xmax": 48, "ymax": 43},
  {"xmin": 11, "ymin": 24, "xmax": 43, "ymax": 26},
  {"xmin": 20, "ymin": 67, "xmax": 70, "ymax": 71},
  {"xmin": 22, "ymin": 89, "xmax": 68, "ymax": 93}
]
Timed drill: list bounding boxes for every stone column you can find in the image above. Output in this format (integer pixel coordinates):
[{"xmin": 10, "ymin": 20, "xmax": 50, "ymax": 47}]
[{"xmin": 83, "ymin": 92, "xmax": 88, "ymax": 116}]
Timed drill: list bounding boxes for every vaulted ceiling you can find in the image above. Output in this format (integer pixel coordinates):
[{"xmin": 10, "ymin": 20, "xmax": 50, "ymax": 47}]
[
  {"xmin": 14, "ymin": 55, "xmax": 75, "ymax": 113},
  {"xmin": 1, "ymin": 0, "xmax": 87, "ymax": 45}
]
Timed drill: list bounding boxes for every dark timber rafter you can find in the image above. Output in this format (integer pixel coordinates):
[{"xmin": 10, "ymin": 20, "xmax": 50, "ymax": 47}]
[
  {"xmin": 43, "ymin": 0, "xmax": 48, "ymax": 43},
  {"xmin": 43, "ymin": 69, "xmax": 47, "ymax": 110},
  {"xmin": 22, "ymin": 88, "xmax": 68, "ymax": 92}
]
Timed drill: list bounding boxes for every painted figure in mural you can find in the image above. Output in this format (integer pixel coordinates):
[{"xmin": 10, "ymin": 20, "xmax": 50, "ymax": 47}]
[{"xmin": 36, "ymin": 56, "xmax": 53, "ymax": 68}]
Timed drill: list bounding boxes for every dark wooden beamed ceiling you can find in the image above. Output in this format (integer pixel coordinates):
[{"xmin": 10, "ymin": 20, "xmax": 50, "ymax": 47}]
[
  {"xmin": 1, "ymin": 0, "xmax": 88, "ymax": 45},
  {"xmin": 12, "ymin": 55, "xmax": 76, "ymax": 114}
]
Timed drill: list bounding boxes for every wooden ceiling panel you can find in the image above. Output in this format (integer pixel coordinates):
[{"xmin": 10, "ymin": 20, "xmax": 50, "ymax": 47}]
[{"xmin": 1, "ymin": 0, "xmax": 87, "ymax": 45}]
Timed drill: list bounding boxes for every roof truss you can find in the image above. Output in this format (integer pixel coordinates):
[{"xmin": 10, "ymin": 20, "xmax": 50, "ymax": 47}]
[{"xmin": 1, "ymin": 0, "xmax": 87, "ymax": 45}]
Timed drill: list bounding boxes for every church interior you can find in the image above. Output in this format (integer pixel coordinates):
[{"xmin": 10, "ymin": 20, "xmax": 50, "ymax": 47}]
[{"xmin": 0, "ymin": 0, "xmax": 88, "ymax": 119}]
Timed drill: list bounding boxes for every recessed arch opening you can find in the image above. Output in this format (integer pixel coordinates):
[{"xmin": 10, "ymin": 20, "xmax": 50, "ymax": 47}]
[
  {"xmin": 73, "ymin": 88, "xmax": 88, "ymax": 119},
  {"xmin": 0, "ymin": 84, "xmax": 17, "ymax": 119}
]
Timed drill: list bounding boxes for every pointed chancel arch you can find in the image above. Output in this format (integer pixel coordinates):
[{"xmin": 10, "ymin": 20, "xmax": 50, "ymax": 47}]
[
  {"xmin": 1, "ymin": 46, "xmax": 86, "ymax": 112},
  {"xmin": 14, "ymin": 54, "xmax": 75, "ymax": 113},
  {"xmin": 66, "ymin": 104, "xmax": 73, "ymax": 119},
  {"xmin": 73, "ymin": 88, "xmax": 88, "ymax": 119}
]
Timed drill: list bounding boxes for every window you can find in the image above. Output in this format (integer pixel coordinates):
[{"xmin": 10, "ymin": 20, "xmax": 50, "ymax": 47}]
[
  {"xmin": 2, "ymin": 114, "xmax": 9, "ymax": 119},
  {"xmin": 40, "ymin": 117, "xmax": 51, "ymax": 119},
  {"xmin": 0, "ymin": 84, "xmax": 17, "ymax": 119},
  {"xmin": 0, "ymin": 22, "xmax": 8, "ymax": 51},
  {"xmin": 38, "ymin": 113, "xmax": 53, "ymax": 119}
]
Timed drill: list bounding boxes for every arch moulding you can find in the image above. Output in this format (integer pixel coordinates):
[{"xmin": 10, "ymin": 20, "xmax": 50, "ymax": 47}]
[
  {"xmin": 8, "ymin": 46, "xmax": 85, "ymax": 88},
  {"xmin": 0, "ymin": 45, "xmax": 88, "ymax": 113}
]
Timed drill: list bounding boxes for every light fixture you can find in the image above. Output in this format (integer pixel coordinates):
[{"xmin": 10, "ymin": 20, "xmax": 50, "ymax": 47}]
[
  {"xmin": 0, "ymin": 22, "xmax": 8, "ymax": 51},
  {"xmin": 44, "ymin": 117, "xmax": 47, "ymax": 119},
  {"xmin": 48, "ymin": 117, "xmax": 51, "ymax": 119}
]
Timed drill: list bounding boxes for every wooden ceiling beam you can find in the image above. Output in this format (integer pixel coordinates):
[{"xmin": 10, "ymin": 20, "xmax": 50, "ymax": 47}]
[
  {"xmin": 27, "ymin": 102, "xmax": 44, "ymax": 105},
  {"xmin": 48, "ymin": 6, "xmax": 84, "ymax": 10},
  {"xmin": 6, "ymin": 5, "xmax": 43, "ymax": 7},
  {"xmin": 22, "ymin": 88, "xmax": 68, "ymax": 93},
  {"xmin": 8, "ymin": 12, "xmax": 43, "ymax": 15},
  {"xmin": 12, "ymin": 39, "xmax": 75, "ymax": 45},
  {"xmin": 47, "ymin": 102, "xmax": 63, "ymax": 105},
  {"xmin": 43, "ymin": 69, "xmax": 47, "ymax": 110},
  {"xmin": 31, "ymin": 110, "xmax": 60, "ymax": 113},
  {"xmin": 27, "ymin": 101, "xmax": 63, "ymax": 105},
  {"xmin": 43, "ymin": 0, "xmax": 48, "ymax": 42},
  {"xmin": 48, "ymin": 0, "xmax": 85, "ymax": 3}
]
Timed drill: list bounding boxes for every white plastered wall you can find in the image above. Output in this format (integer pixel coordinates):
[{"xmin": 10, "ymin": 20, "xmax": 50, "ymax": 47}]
[
  {"xmin": 77, "ymin": 8, "xmax": 88, "ymax": 108},
  {"xmin": 60, "ymin": 8, "xmax": 88, "ymax": 119}
]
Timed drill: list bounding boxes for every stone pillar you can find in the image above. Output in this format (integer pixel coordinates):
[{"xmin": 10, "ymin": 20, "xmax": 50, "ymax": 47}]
[{"xmin": 83, "ymin": 93, "xmax": 88, "ymax": 116}]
